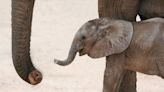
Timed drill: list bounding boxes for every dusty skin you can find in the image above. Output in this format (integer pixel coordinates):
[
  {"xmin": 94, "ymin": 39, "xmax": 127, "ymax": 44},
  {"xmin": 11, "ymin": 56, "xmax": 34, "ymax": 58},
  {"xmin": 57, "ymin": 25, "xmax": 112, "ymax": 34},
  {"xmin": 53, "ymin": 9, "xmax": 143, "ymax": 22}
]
[{"xmin": 1, "ymin": 0, "xmax": 164, "ymax": 92}]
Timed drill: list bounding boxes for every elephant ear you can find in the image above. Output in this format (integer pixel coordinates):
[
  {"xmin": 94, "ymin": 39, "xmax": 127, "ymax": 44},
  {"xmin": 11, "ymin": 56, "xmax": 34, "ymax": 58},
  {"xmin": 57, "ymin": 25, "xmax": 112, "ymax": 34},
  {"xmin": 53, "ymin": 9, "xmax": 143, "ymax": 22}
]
[{"xmin": 89, "ymin": 20, "xmax": 133, "ymax": 58}]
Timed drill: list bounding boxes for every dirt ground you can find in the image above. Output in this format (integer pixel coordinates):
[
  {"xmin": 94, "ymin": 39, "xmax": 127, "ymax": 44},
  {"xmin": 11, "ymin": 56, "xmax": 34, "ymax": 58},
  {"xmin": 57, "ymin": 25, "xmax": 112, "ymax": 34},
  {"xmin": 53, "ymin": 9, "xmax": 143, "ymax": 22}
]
[{"xmin": 0, "ymin": 0, "xmax": 164, "ymax": 92}]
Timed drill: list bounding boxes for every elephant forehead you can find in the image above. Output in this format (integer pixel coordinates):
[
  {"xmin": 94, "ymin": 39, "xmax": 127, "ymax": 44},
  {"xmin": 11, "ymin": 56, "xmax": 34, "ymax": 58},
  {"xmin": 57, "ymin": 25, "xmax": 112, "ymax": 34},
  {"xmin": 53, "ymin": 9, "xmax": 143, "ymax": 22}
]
[
  {"xmin": 99, "ymin": 18, "xmax": 115, "ymax": 24},
  {"xmin": 75, "ymin": 28, "xmax": 87, "ymax": 37},
  {"xmin": 77, "ymin": 24, "xmax": 96, "ymax": 36}
]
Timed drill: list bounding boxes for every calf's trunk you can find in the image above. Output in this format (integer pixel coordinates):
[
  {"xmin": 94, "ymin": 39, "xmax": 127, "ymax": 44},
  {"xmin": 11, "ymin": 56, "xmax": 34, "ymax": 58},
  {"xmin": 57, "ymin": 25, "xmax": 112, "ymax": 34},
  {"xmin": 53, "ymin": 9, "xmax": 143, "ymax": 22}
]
[{"xmin": 54, "ymin": 40, "xmax": 78, "ymax": 66}]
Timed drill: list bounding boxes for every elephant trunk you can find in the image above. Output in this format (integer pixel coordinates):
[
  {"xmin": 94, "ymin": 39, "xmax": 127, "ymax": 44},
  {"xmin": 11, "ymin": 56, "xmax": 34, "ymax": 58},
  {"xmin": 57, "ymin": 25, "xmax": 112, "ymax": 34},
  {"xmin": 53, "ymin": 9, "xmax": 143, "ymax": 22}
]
[
  {"xmin": 54, "ymin": 40, "xmax": 78, "ymax": 66},
  {"xmin": 12, "ymin": 0, "xmax": 42, "ymax": 85}
]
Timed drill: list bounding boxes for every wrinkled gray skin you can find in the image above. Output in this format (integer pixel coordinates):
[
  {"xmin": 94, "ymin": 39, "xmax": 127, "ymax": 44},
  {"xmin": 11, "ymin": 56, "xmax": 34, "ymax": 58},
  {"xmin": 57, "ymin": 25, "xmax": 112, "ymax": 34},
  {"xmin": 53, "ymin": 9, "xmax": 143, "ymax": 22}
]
[
  {"xmin": 12, "ymin": 0, "xmax": 42, "ymax": 85},
  {"xmin": 99, "ymin": 0, "xmax": 164, "ymax": 92},
  {"xmin": 55, "ymin": 17, "xmax": 164, "ymax": 92},
  {"xmin": 99, "ymin": 0, "xmax": 164, "ymax": 21},
  {"xmin": 12, "ymin": 0, "xmax": 164, "ymax": 86}
]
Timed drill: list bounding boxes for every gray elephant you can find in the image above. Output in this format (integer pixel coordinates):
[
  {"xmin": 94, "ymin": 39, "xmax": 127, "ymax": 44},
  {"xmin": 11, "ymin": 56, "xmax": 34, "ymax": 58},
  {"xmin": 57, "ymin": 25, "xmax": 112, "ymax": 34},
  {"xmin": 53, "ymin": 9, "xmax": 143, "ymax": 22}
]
[
  {"xmin": 12, "ymin": 0, "xmax": 164, "ymax": 86},
  {"xmin": 54, "ymin": 17, "xmax": 164, "ymax": 92},
  {"xmin": 99, "ymin": 0, "xmax": 164, "ymax": 91},
  {"xmin": 99, "ymin": 0, "xmax": 164, "ymax": 21}
]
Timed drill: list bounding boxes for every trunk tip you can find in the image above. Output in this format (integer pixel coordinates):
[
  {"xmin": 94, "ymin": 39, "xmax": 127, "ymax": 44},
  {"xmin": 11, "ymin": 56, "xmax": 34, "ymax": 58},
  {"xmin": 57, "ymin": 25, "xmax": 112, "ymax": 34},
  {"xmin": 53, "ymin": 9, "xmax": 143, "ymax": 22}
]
[
  {"xmin": 54, "ymin": 59, "xmax": 69, "ymax": 66},
  {"xmin": 28, "ymin": 70, "xmax": 42, "ymax": 85},
  {"xmin": 54, "ymin": 59, "xmax": 59, "ymax": 64}
]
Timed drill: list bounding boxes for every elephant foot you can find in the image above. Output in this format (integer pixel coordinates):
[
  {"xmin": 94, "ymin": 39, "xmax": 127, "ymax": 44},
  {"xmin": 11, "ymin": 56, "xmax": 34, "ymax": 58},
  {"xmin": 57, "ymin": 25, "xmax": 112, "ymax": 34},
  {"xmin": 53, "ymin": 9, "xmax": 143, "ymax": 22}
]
[{"xmin": 28, "ymin": 70, "xmax": 42, "ymax": 85}]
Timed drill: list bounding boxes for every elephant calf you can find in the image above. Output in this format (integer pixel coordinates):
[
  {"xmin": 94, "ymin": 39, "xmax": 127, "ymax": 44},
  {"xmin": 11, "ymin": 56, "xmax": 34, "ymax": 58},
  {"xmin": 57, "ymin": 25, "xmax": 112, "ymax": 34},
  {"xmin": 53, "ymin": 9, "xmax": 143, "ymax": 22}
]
[{"xmin": 54, "ymin": 17, "xmax": 164, "ymax": 91}]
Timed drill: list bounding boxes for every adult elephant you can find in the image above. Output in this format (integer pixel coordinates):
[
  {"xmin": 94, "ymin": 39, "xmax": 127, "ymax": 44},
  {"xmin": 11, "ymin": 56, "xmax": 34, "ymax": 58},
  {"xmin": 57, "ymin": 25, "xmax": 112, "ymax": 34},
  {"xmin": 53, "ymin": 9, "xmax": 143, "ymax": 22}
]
[
  {"xmin": 98, "ymin": 0, "xmax": 164, "ymax": 92},
  {"xmin": 12, "ymin": 0, "xmax": 164, "ymax": 87}
]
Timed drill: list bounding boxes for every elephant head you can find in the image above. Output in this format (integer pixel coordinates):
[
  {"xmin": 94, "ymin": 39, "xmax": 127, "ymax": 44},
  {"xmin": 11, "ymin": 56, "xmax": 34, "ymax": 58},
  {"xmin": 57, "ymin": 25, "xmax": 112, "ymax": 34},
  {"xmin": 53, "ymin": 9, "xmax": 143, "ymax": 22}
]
[
  {"xmin": 12, "ymin": 0, "xmax": 42, "ymax": 85},
  {"xmin": 54, "ymin": 18, "xmax": 133, "ymax": 65}
]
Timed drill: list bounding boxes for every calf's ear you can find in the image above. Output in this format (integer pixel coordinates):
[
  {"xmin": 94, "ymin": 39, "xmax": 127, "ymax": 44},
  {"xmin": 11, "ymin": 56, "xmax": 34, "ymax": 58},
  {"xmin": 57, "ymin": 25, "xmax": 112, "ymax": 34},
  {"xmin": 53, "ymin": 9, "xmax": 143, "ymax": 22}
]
[{"xmin": 89, "ymin": 20, "xmax": 133, "ymax": 58}]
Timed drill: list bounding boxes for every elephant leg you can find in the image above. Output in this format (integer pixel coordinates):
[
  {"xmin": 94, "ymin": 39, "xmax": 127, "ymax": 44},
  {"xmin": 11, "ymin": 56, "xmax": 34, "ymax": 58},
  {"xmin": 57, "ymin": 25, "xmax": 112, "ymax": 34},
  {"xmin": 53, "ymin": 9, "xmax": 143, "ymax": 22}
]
[
  {"xmin": 103, "ymin": 56, "xmax": 126, "ymax": 92},
  {"xmin": 118, "ymin": 71, "xmax": 137, "ymax": 92},
  {"xmin": 103, "ymin": 56, "xmax": 137, "ymax": 92},
  {"xmin": 98, "ymin": 0, "xmax": 140, "ymax": 21},
  {"xmin": 139, "ymin": 0, "xmax": 164, "ymax": 20},
  {"xmin": 12, "ymin": 0, "xmax": 42, "ymax": 85},
  {"xmin": 98, "ymin": 0, "xmax": 139, "ymax": 92},
  {"xmin": 139, "ymin": 15, "xmax": 147, "ymax": 20}
]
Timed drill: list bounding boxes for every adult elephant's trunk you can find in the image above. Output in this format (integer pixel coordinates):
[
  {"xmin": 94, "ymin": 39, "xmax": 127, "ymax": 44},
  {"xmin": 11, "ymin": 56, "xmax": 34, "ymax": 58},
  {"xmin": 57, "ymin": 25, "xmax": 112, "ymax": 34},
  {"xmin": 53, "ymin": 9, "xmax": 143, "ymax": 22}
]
[
  {"xmin": 12, "ymin": 0, "xmax": 42, "ymax": 85},
  {"xmin": 54, "ymin": 40, "xmax": 78, "ymax": 66}
]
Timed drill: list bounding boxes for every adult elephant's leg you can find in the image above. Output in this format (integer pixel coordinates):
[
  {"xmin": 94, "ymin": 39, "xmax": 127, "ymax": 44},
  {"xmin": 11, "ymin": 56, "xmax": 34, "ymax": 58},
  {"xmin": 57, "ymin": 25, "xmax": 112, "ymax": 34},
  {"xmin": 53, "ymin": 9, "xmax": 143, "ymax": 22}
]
[
  {"xmin": 139, "ymin": 0, "xmax": 164, "ymax": 20},
  {"xmin": 98, "ymin": 0, "xmax": 140, "ymax": 92},
  {"xmin": 12, "ymin": 0, "xmax": 42, "ymax": 85},
  {"xmin": 98, "ymin": 0, "xmax": 140, "ymax": 21}
]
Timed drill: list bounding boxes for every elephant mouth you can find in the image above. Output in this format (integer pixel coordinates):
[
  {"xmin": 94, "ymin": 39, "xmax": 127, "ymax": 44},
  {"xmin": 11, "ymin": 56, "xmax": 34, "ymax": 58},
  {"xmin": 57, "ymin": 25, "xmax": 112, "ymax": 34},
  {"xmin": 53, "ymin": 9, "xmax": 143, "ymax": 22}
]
[{"xmin": 79, "ymin": 49, "xmax": 86, "ymax": 56}]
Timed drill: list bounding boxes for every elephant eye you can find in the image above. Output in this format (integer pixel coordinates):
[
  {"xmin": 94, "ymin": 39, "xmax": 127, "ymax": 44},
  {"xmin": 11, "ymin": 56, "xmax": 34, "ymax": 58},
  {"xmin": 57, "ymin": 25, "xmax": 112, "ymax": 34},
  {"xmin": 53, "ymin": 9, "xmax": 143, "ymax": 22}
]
[{"xmin": 82, "ymin": 36, "xmax": 86, "ymax": 40}]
